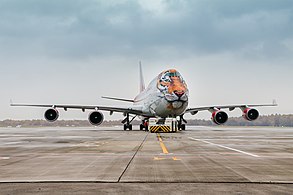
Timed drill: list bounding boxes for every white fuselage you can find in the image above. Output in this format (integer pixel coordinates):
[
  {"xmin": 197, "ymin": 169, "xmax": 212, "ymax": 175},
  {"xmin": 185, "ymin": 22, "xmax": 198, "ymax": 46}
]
[{"xmin": 134, "ymin": 70, "xmax": 189, "ymax": 118}]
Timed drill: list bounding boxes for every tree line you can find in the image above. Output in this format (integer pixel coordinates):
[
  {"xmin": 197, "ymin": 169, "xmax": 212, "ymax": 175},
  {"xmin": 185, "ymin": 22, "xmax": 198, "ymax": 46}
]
[
  {"xmin": 0, "ymin": 114, "xmax": 292, "ymax": 127},
  {"xmin": 187, "ymin": 114, "xmax": 293, "ymax": 127}
]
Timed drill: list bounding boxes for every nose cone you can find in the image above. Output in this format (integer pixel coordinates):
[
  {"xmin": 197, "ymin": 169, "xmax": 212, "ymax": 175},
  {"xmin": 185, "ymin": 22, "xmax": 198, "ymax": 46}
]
[{"xmin": 158, "ymin": 69, "xmax": 189, "ymax": 102}]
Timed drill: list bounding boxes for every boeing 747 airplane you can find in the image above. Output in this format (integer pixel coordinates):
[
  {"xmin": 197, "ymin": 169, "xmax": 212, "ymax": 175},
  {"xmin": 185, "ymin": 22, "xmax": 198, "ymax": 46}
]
[{"xmin": 11, "ymin": 64, "xmax": 277, "ymax": 130}]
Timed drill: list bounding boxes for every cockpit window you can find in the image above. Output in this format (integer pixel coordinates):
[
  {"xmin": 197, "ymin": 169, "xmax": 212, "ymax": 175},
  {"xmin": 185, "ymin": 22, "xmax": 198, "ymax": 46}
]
[
  {"xmin": 159, "ymin": 70, "xmax": 185, "ymax": 85},
  {"xmin": 163, "ymin": 71, "xmax": 184, "ymax": 83},
  {"xmin": 167, "ymin": 72, "xmax": 181, "ymax": 77}
]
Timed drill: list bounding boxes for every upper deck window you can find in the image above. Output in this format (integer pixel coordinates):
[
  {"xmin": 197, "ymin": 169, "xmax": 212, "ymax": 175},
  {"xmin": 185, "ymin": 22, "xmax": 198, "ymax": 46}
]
[
  {"xmin": 166, "ymin": 71, "xmax": 184, "ymax": 81},
  {"xmin": 159, "ymin": 70, "xmax": 185, "ymax": 84}
]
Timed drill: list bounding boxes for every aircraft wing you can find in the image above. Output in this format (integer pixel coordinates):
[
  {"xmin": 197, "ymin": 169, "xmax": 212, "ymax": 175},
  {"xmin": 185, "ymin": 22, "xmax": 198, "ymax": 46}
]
[
  {"xmin": 10, "ymin": 103, "xmax": 144, "ymax": 115},
  {"xmin": 185, "ymin": 101, "xmax": 277, "ymax": 115}
]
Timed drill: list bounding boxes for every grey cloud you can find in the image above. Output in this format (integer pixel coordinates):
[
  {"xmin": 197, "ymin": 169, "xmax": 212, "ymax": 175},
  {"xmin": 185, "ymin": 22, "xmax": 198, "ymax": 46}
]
[
  {"xmin": 0, "ymin": 1, "xmax": 293, "ymax": 120},
  {"xmin": 0, "ymin": 0, "xmax": 292, "ymax": 60}
]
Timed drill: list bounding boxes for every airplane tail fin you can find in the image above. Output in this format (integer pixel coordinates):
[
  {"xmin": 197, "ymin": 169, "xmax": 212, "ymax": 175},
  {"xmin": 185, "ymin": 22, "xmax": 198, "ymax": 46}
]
[{"xmin": 139, "ymin": 61, "xmax": 145, "ymax": 93}]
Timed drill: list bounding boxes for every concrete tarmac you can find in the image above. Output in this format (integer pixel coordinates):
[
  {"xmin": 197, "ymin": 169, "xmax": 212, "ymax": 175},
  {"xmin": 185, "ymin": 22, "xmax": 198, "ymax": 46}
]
[{"xmin": 0, "ymin": 126, "xmax": 293, "ymax": 194}]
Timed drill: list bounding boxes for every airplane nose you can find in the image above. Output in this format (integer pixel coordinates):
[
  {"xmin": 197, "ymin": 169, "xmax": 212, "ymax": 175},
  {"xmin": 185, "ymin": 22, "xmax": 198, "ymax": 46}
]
[{"xmin": 174, "ymin": 90, "xmax": 184, "ymax": 98}]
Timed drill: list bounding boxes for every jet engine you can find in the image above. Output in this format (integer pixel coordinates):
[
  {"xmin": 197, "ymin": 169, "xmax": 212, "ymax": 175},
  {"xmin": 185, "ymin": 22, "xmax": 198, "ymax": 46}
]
[
  {"xmin": 44, "ymin": 108, "xmax": 59, "ymax": 122},
  {"xmin": 88, "ymin": 111, "xmax": 104, "ymax": 126},
  {"xmin": 243, "ymin": 108, "xmax": 259, "ymax": 121},
  {"xmin": 212, "ymin": 110, "xmax": 228, "ymax": 125}
]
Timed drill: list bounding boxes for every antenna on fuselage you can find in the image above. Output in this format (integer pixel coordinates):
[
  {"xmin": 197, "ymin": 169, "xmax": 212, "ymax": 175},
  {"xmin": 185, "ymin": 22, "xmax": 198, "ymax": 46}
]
[{"xmin": 139, "ymin": 61, "xmax": 145, "ymax": 93}]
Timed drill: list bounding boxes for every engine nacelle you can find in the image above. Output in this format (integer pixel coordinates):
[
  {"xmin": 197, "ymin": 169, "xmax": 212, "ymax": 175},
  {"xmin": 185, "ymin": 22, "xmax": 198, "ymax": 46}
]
[
  {"xmin": 243, "ymin": 108, "xmax": 259, "ymax": 121},
  {"xmin": 212, "ymin": 110, "xmax": 228, "ymax": 125},
  {"xmin": 44, "ymin": 108, "xmax": 59, "ymax": 122},
  {"xmin": 88, "ymin": 111, "xmax": 104, "ymax": 126}
]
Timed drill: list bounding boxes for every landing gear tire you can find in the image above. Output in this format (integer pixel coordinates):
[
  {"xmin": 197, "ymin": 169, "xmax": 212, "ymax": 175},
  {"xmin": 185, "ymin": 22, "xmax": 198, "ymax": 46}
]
[
  {"xmin": 178, "ymin": 123, "xmax": 186, "ymax": 131},
  {"xmin": 181, "ymin": 124, "xmax": 186, "ymax": 130},
  {"xmin": 140, "ymin": 124, "xmax": 144, "ymax": 131},
  {"xmin": 124, "ymin": 124, "xmax": 132, "ymax": 131},
  {"xmin": 140, "ymin": 124, "xmax": 148, "ymax": 131}
]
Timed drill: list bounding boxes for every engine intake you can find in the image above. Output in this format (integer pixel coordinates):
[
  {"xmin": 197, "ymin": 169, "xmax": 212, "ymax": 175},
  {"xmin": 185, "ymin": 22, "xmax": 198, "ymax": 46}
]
[
  {"xmin": 212, "ymin": 110, "xmax": 228, "ymax": 125},
  {"xmin": 243, "ymin": 108, "xmax": 259, "ymax": 121},
  {"xmin": 44, "ymin": 108, "xmax": 59, "ymax": 122},
  {"xmin": 88, "ymin": 111, "xmax": 104, "ymax": 126}
]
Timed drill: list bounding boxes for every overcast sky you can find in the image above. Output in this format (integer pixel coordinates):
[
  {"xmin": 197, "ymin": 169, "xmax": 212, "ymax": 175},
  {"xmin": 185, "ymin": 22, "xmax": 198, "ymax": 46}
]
[{"xmin": 1, "ymin": 0, "xmax": 292, "ymax": 120}]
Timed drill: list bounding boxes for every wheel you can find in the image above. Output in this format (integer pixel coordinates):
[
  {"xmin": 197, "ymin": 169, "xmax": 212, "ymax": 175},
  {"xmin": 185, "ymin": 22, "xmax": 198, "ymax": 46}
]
[
  {"xmin": 129, "ymin": 124, "xmax": 132, "ymax": 130},
  {"xmin": 181, "ymin": 124, "xmax": 186, "ymax": 130},
  {"xmin": 140, "ymin": 124, "xmax": 144, "ymax": 130}
]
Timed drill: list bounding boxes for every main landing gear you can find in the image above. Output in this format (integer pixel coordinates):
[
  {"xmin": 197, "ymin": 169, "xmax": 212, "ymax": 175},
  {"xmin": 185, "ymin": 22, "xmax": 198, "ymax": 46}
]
[
  {"xmin": 140, "ymin": 119, "xmax": 149, "ymax": 131},
  {"xmin": 178, "ymin": 115, "xmax": 187, "ymax": 131},
  {"xmin": 122, "ymin": 113, "xmax": 136, "ymax": 131}
]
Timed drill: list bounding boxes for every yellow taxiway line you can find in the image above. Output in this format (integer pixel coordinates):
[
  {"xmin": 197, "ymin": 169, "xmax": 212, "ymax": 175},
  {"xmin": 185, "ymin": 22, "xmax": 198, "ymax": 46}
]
[{"xmin": 157, "ymin": 133, "xmax": 169, "ymax": 154}]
